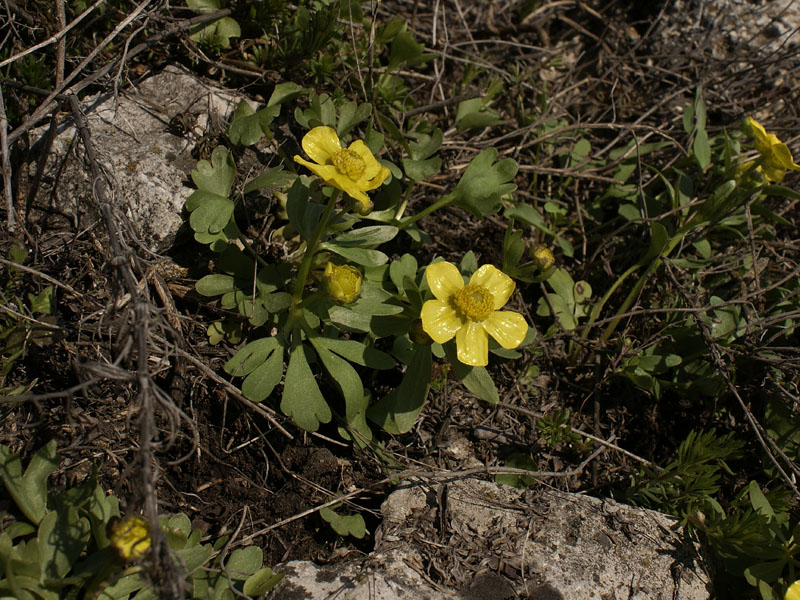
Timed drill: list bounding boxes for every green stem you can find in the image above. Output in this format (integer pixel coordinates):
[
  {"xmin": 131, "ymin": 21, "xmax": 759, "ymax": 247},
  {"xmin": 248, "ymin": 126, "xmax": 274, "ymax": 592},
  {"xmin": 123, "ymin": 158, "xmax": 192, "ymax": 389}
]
[
  {"xmin": 290, "ymin": 190, "xmax": 340, "ymax": 312},
  {"xmin": 393, "ymin": 181, "xmax": 416, "ymax": 222},
  {"xmin": 397, "ymin": 193, "xmax": 454, "ymax": 231}
]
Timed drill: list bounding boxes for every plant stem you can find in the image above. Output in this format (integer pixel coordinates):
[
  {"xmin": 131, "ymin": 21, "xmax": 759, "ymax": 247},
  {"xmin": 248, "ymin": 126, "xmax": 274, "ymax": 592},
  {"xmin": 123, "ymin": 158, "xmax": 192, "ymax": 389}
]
[
  {"xmin": 290, "ymin": 190, "xmax": 340, "ymax": 312},
  {"xmin": 397, "ymin": 193, "xmax": 454, "ymax": 231}
]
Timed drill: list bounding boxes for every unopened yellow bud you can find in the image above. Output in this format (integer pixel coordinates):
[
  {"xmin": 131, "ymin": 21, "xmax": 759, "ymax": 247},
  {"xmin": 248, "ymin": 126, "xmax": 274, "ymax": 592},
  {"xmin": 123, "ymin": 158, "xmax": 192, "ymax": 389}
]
[
  {"xmin": 108, "ymin": 515, "xmax": 150, "ymax": 562},
  {"xmin": 324, "ymin": 262, "xmax": 362, "ymax": 304},
  {"xmin": 785, "ymin": 579, "xmax": 800, "ymax": 600},
  {"xmin": 531, "ymin": 245, "xmax": 555, "ymax": 271}
]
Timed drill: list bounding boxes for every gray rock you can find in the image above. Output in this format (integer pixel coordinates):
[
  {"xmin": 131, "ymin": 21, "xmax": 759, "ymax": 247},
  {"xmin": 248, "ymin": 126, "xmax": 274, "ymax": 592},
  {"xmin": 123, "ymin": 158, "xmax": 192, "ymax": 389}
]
[
  {"xmin": 270, "ymin": 479, "xmax": 711, "ymax": 600},
  {"xmin": 23, "ymin": 65, "xmax": 240, "ymax": 252}
]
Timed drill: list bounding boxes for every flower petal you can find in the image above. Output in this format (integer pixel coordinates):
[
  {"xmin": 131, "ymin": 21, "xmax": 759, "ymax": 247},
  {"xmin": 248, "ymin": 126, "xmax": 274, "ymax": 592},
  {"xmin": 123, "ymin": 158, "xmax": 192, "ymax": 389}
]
[
  {"xmin": 425, "ymin": 261, "xmax": 464, "ymax": 302},
  {"xmin": 745, "ymin": 117, "xmax": 768, "ymax": 143},
  {"xmin": 359, "ymin": 166, "xmax": 391, "ymax": 192},
  {"xmin": 456, "ymin": 320, "xmax": 489, "ymax": 366},
  {"xmin": 294, "ymin": 156, "xmax": 340, "ymax": 182},
  {"xmin": 483, "ymin": 311, "xmax": 528, "ymax": 349},
  {"xmin": 302, "ymin": 126, "xmax": 341, "ymax": 164},
  {"xmin": 769, "ymin": 142, "xmax": 798, "ymax": 170},
  {"xmin": 421, "ymin": 300, "xmax": 463, "ymax": 344},
  {"xmin": 469, "ymin": 265, "xmax": 515, "ymax": 309},
  {"xmin": 349, "ymin": 140, "xmax": 382, "ymax": 180}
]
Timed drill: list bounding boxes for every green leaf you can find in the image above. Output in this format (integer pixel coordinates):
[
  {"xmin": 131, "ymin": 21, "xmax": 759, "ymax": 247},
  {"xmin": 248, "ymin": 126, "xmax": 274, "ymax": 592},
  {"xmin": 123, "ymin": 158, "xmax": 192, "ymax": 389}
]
[
  {"xmin": 496, "ymin": 453, "xmax": 538, "ymax": 489},
  {"xmin": 225, "ymin": 546, "xmax": 262, "ymax": 577},
  {"xmin": 408, "ymin": 128, "xmax": 443, "ymax": 160},
  {"xmin": 402, "ymin": 157, "xmax": 442, "ymax": 182},
  {"xmin": 242, "ymin": 345, "xmax": 284, "ymax": 403},
  {"xmin": 190, "ymin": 16, "xmax": 240, "ymax": 49},
  {"xmin": 455, "ymin": 364, "xmax": 499, "ymax": 404},
  {"xmin": 309, "ymin": 338, "xmax": 370, "ymax": 440},
  {"xmin": 451, "ymin": 148, "xmax": 518, "ymax": 218},
  {"xmin": 337, "ymin": 101, "xmax": 372, "ymax": 138},
  {"xmin": 320, "ymin": 506, "xmax": 366, "ymax": 539},
  {"xmin": 331, "ymin": 225, "xmax": 399, "ymax": 246},
  {"xmin": 29, "ymin": 286, "xmax": 54, "ymax": 314},
  {"xmin": 455, "ymin": 97, "xmax": 506, "ymax": 133},
  {"xmin": 389, "ymin": 254, "xmax": 418, "ymax": 296},
  {"xmin": 186, "ymin": 190, "xmax": 234, "ymax": 234},
  {"xmin": 643, "ymin": 221, "xmax": 669, "ymax": 263},
  {"xmin": 243, "ymin": 567, "xmax": 284, "ymax": 596},
  {"xmin": 177, "ymin": 544, "xmax": 214, "ymax": 574},
  {"xmin": 267, "ymin": 82, "xmax": 309, "ymax": 107},
  {"xmin": 38, "ymin": 507, "xmax": 91, "ymax": 579},
  {"xmin": 693, "ymin": 128, "xmax": 710, "ymax": 169},
  {"xmin": 504, "ymin": 204, "xmax": 554, "ymax": 234},
  {"xmin": 388, "ymin": 30, "xmax": 426, "ymax": 70},
  {"xmin": 311, "ymin": 337, "xmax": 394, "ymax": 369},
  {"xmin": 367, "ymin": 344, "xmax": 432, "ymax": 434},
  {"xmin": 228, "ymin": 100, "xmax": 280, "ymax": 146},
  {"xmin": 190, "ymin": 146, "xmax": 235, "ymax": 198},
  {"xmin": 224, "ymin": 337, "xmax": 281, "ymax": 377},
  {"xmin": 243, "ymin": 167, "xmax": 295, "ymax": 194},
  {"xmin": 322, "ymin": 244, "xmax": 388, "ymax": 267},
  {"xmin": 0, "ymin": 440, "xmax": 58, "ymax": 525},
  {"xmin": 281, "ymin": 344, "xmax": 332, "ymax": 431},
  {"xmin": 195, "ymin": 274, "xmax": 235, "ymax": 297}
]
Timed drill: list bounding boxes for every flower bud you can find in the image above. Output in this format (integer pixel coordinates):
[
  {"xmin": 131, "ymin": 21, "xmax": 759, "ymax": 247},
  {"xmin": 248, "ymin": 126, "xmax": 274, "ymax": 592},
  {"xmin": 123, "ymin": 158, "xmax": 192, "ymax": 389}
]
[
  {"xmin": 531, "ymin": 245, "xmax": 555, "ymax": 271},
  {"xmin": 108, "ymin": 515, "xmax": 150, "ymax": 562},
  {"xmin": 324, "ymin": 262, "xmax": 362, "ymax": 304}
]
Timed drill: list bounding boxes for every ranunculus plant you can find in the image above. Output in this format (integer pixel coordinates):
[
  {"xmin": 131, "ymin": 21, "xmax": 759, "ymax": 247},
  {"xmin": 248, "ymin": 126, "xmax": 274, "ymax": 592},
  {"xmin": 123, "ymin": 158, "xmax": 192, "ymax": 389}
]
[{"xmin": 184, "ymin": 87, "xmax": 526, "ymax": 438}]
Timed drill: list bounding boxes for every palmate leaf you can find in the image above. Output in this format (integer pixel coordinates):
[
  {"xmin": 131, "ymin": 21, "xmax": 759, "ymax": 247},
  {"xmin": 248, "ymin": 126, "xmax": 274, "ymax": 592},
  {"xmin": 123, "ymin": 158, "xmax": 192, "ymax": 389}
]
[
  {"xmin": 320, "ymin": 505, "xmax": 366, "ymax": 539},
  {"xmin": 281, "ymin": 344, "xmax": 331, "ymax": 431},
  {"xmin": 367, "ymin": 344, "xmax": 432, "ymax": 434},
  {"xmin": 228, "ymin": 100, "xmax": 280, "ymax": 146},
  {"xmin": 449, "ymin": 148, "xmax": 517, "ymax": 218},
  {"xmin": 190, "ymin": 146, "xmax": 235, "ymax": 197},
  {"xmin": 0, "ymin": 440, "xmax": 58, "ymax": 525},
  {"xmin": 309, "ymin": 338, "xmax": 371, "ymax": 441},
  {"xmin": 224, "ymin": 337, "xmax": 285, "ymax": 403}
]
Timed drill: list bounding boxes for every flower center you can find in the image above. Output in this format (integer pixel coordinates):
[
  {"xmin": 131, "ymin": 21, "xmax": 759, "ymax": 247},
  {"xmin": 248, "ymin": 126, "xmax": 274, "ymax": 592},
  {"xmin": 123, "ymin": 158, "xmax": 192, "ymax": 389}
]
[
  {"xmin": 453, "ymin": 284, "xmax": 494, "ymax": 321},
  {"xmin": 332, "ymin": 149, "xmax": 366, "ymax": 180}
]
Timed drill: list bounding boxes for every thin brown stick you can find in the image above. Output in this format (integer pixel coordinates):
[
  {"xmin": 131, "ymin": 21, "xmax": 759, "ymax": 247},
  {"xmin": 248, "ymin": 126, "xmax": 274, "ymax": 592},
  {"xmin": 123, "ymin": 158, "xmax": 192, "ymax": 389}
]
[{"xmin": 0, "ymin": 85, "xmax": 13, "ymax": 231}]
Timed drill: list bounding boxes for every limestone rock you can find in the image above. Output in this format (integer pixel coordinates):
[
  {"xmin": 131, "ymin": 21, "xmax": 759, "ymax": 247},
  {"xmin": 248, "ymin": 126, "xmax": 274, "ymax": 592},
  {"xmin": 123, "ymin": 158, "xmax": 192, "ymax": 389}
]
[
  {"xmin": 24, "ymin": 65, "xmax": 240, "ymax": 252},
  {"xmin": 269, "ymin": 479, "xmax": 711, "ymax": 600}
]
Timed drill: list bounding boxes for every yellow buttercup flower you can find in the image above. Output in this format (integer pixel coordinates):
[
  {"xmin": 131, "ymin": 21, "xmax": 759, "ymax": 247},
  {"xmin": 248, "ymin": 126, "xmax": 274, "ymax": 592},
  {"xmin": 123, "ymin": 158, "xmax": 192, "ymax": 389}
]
[
  {"xmin": 531, "ymin": 245, "xmax": 555, "ymax": 271},
  {"xmin": 294, "ymin": 126, "xmax": 390, "ymax": 212},
  {"xmin": 786, "ymin": 580, "xmax": 800, "ymax": 600},
  {"xmin": 108, "ymin": 515, "xmax": 150, "ymax": 562},
  {"xmin": 743, "ymin": 117, "xmax": 800, "ymax": 182},
  {"xmin": 421, "ymin": 261, "xmax": 528, "ymax": 367},
  {"xmin": 324, "ymin": 262, "xmax": 362, "ymax": 304}
]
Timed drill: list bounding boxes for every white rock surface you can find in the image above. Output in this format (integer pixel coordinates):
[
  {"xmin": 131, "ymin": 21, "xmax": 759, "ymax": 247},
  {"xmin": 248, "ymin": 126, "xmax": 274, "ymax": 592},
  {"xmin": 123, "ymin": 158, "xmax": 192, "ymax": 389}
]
[
  {"xmin": 270, "ymin": 479, "xmax": 711, "ymax": 600},
  {"xmin": 25, "ymin": 65, "xmax": 240, "ymax": 252}
]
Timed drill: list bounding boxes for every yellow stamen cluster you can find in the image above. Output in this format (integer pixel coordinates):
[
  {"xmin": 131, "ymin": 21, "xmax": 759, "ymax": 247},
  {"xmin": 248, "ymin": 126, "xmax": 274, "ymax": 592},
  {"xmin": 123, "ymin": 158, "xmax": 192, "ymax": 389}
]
[
  {"xmin": 453, "ymin": 284, "xmax": 494, "ymax": 321},
  {"xmin": 332, "ymin": 149, "xmax": 367, "ymax": 181}
]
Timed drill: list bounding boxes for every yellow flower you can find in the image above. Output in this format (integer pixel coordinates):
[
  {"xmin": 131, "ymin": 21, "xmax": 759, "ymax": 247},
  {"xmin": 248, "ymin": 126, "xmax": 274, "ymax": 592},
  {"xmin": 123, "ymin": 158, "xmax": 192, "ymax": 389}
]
[
  {"xmin": 108, "ymin": 515, "xmax": 150, "ymax": 562},
  {"xmin": 294, "ymin": 126, "xmax": 390, "ymax": 212},
  {"xmin": 743, "ymin": 117, "xmax": 800, "ymax": 182},
  {"xmin": 786, "ymin": 580, "xmax": 800, "ymax": 600},
  {"xmin": 324, "ymin": 262, "xmax": 362, "ymax": 304},
  {"xmin": 421, "ymin": 261, "xmax": 528, "ymax": 367},
  {"xmin": 531, "ymin": 245, "xmax": 555, "ymax": 271}
]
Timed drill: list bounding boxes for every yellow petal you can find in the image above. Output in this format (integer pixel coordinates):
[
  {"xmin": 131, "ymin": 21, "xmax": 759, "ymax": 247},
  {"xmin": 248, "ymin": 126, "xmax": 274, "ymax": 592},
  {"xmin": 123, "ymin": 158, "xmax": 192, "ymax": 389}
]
[
  {"xmin": 359, "ymin": 166, "xmax": 391, "ymax": 192},
  {"xmin": 769, "ymin": 142, "xmax": 798, "ymax": 170},
  {"xmin": 294, "ymin": 156, "xmax": 339, "ymax": 182},
  {"xmin": 483, "ymin": 311, "xmax": 528, "ymax": 349},
  {"xmin": 326, "ymin": 171, "xmax": 372, "ymax": 207},
  {"xmin": 349, "ymin": 140, "xmax": 382, "ymax": 180},
  {"xmin": 762, "ymin": 163, "xmax": 786, "ymax": 183},
  {"xmin": 302, "ymin": 126, "xmax": 341, "ymax": 164},
  {"xmin": 745, "ymin": 117, "xmax": 768, "ymax": 142},
  {"xmin": 786, "ymin": 580, "xmax": 800, "ymax": 600},
  {"xmin": 469, "ymin": 264, "xmax": 515, "ymax": 310},
  {"xmin": 421, "ymin": 299, "xmax": 463, "ymax": 344},
  {"xmin": 456, "ymin": 320, "xmax": 488, "ymax": 366},
  {"xmin": 425, "ymin": 261, "xmax": 464, "ymax": 302}
]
